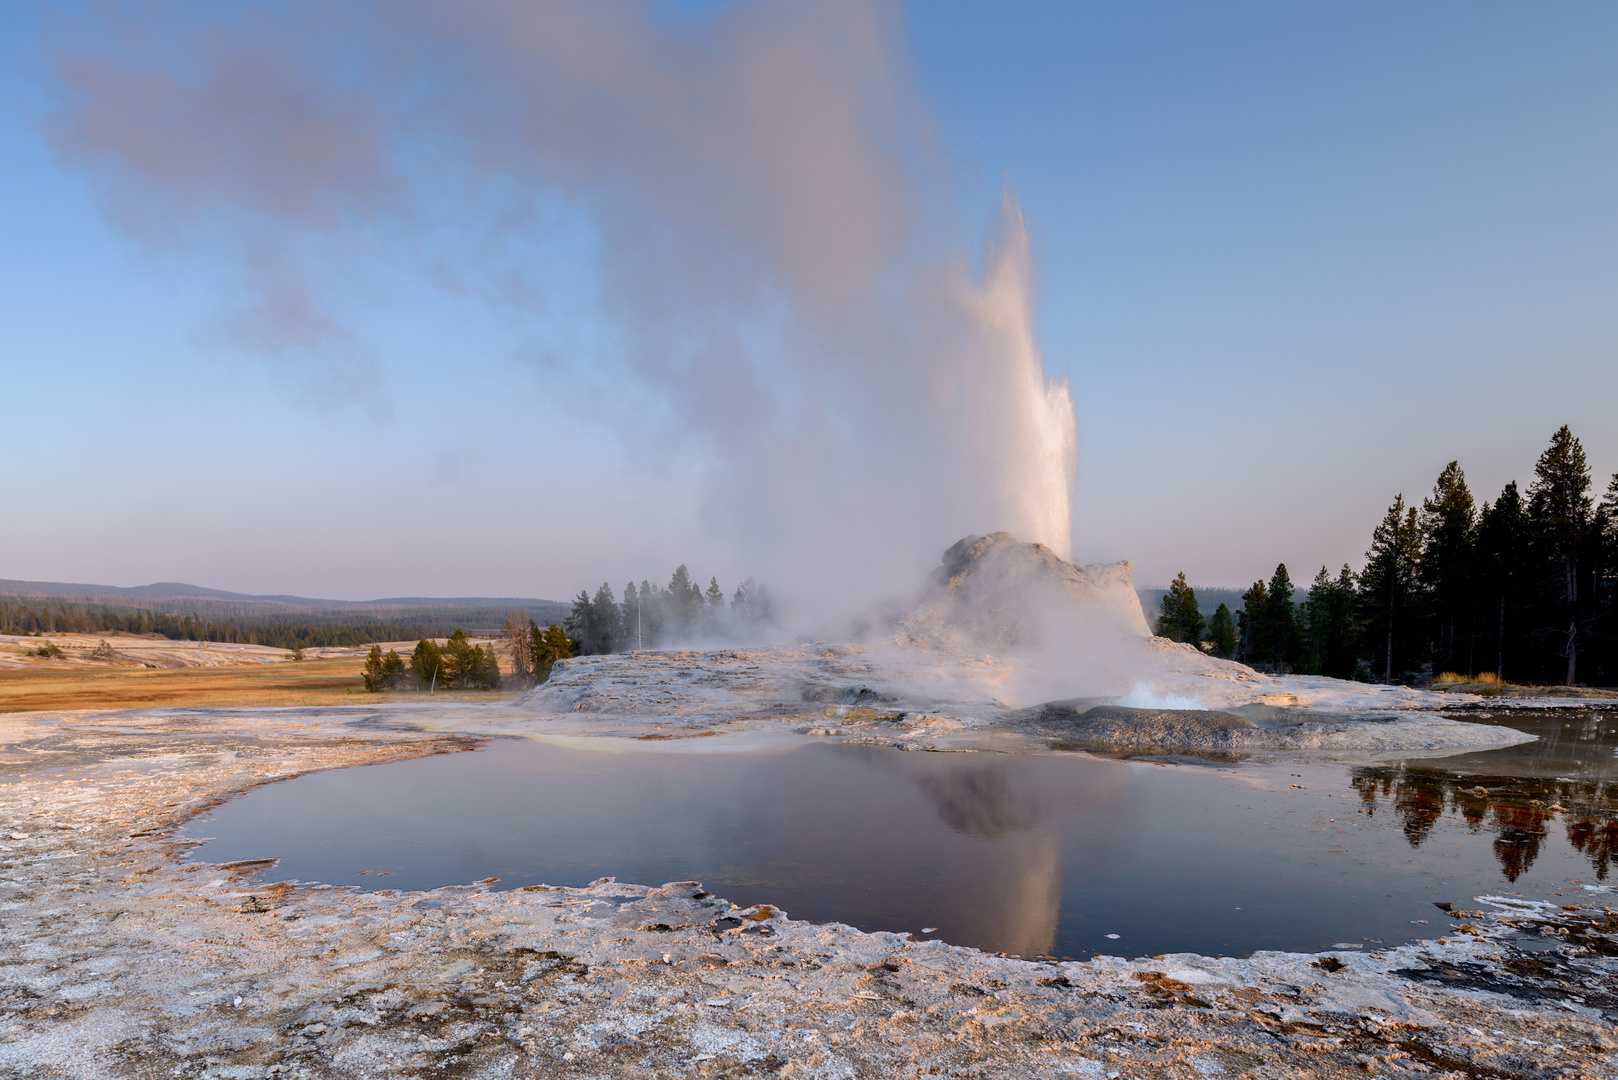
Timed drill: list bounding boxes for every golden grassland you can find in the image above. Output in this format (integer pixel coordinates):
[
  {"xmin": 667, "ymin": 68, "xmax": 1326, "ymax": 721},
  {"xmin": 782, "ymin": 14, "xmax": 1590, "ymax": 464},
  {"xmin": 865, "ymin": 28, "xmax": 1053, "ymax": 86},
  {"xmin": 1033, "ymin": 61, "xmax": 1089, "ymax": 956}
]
[
  {"xmin": 0, "ymin": 655, "xmax": 517, "ymax": 713},
  {"xmin": 1433, "ymin": 670, "xmax": 1504, "ymax": 686}
]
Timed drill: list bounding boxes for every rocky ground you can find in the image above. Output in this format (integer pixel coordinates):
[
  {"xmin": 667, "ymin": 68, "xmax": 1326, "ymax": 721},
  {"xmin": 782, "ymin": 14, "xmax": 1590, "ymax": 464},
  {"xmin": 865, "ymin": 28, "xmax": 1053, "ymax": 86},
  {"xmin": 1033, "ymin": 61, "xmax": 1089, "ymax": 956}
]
[{"xmin": 1, "ymin": 705, "xmax": 1615, "ymax": 1079}]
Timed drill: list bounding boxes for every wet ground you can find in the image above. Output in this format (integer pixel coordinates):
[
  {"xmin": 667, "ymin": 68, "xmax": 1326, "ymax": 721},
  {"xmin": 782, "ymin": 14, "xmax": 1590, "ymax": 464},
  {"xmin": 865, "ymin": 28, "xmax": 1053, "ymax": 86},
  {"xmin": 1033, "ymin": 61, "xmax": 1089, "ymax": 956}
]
[{"xmin": 188, "ymin": 709, "xmax": 1618, "ymax": 961}]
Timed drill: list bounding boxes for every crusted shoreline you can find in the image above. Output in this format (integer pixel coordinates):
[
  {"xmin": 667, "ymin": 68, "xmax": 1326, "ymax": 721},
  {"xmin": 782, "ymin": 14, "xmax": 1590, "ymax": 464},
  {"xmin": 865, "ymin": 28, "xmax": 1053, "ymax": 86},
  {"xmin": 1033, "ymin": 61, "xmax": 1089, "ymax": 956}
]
[{"xmin": 1, "ymin": 706, "xmax": 1614, "ymax": 1079}]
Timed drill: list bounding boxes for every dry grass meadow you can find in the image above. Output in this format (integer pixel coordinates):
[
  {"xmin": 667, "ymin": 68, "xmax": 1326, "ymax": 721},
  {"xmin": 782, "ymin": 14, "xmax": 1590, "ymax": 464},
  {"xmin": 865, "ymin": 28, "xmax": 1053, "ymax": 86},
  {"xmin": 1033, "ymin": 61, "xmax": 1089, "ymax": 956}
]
[
  {"xmin": 0, "ymin": 633, "xmax": 517, "ymax": 712},
  {"xmin": 0, "ymin": 656, "xmax": 381, "ymax": 712}
]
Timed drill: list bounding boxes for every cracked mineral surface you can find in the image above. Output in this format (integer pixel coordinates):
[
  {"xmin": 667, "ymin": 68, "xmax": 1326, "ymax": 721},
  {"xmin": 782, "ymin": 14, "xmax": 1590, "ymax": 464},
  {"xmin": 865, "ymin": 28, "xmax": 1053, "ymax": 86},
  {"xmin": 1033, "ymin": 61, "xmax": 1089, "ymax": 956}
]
[{"xmin": 1, "ymin": 705, "xmax": 1614, "ymax": 1078}]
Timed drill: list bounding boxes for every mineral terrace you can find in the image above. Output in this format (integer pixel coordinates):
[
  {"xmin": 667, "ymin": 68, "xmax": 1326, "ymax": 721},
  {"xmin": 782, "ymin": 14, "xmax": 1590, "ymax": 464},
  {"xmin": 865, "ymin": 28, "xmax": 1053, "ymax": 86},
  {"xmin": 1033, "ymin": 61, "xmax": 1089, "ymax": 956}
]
[{"xmin": 1, "ymin": 704, "xmax": 1615, "ymax": 1080}]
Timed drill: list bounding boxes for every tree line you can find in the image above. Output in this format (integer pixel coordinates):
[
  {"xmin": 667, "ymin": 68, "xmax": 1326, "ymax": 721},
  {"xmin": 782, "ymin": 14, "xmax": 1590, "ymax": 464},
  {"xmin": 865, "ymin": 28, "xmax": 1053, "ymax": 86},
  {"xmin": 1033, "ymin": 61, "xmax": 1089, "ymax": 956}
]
[
  {"xmin": 563, "ymin": 567, "xmax": 776, "ymax": 655},
  {"xmin": 1156, "ymin": 425, "xmax": 1618, "ymax": 685},
  {"xmin": 362, "ymin": 615, "xmax": 577, "ymax": 693},
  {"xmin": 0, "ymin": 599, "xmax": 457, "ymax": 652}
]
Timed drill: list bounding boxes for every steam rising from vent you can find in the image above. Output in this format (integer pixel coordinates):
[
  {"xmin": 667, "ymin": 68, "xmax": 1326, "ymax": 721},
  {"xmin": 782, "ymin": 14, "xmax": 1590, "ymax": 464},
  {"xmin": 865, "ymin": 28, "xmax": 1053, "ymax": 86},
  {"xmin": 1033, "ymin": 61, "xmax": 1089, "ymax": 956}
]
[{"xmin": 49, "ymin": 1, "xmax": 1078, "ymax": 613}]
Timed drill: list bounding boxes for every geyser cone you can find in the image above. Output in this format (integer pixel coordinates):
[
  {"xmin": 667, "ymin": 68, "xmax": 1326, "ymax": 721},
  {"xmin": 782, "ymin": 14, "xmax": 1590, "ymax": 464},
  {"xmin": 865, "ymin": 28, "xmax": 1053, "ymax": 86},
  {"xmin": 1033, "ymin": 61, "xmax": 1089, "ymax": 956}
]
[{"xmin": 891, "ymin": 532, "xmax": 1148, "ymax": 654}]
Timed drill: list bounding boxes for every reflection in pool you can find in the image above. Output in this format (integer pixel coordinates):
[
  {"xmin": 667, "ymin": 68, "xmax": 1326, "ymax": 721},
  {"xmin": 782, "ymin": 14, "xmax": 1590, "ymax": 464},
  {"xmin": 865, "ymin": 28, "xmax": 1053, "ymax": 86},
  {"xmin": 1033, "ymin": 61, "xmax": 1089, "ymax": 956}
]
[
  {"xmin": 1351, "ymin": 711, "xmax": 1618, "ymax": 882},
  {"xmin": 187, "ymin": 711, "xmax": 1618, "ymax": 959}
]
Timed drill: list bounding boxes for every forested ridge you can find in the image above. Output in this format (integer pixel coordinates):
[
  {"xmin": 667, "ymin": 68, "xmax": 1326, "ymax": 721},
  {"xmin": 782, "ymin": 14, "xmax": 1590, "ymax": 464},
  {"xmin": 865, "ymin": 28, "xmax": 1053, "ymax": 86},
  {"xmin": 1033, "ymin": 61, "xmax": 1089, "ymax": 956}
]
[
  {"xmin": 0, "ymin": 600, "xmax": 498, "ymax": 653},
  {"xmin": 1156, "ymin": 425, "xmax": 1618, "ymax": 686}
]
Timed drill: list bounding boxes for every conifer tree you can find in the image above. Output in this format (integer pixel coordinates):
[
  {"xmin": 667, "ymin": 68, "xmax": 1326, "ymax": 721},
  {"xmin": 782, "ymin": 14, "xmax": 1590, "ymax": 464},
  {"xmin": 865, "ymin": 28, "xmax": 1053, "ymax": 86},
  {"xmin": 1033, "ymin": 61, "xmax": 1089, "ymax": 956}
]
[
  {"xmin": 1475, "ymin": 483, "xmax": 1530, "ymax": 680},
  {"xmin": 567, "ymin": 590, "xmax": 593, "ymax": 650},
  {"xmin": 1359, "ymin": 495, "xmax": 1424, "ymax": 683},
  {"xmin": 1155, "ymin": 572, "xmax": 1204, "ymax": 646},
  {"xmin": 1207, "ymin": 603, "xmax": 1236, "ymax": 658},
  {"xmin": 363, "ymin": 644, "xmax": 388, "ymax": 692},
  {"xmin": 1262, "ymin": 563, "xmax": 1299, "ymax": 669},
  {"xmin": 703, "ymin": 577, "xmax": 725, "ymax": 635},
  {"xmin": 1528, "ymin": 425, "xmax": 1593, "ymax": 684},
  {"xmin": 1420, "ymin": 461, "xmax": 1476, "ymax": 675},
  {"xmin": 1237, "ymin": 579, "xmax": 1268, "ymax": 665},
  {"xmin": 529, "ymin": 622, "xmax": 573, "ymax": 683},
  {"xmin": 621, "ymin": 582, "xmax": 643, "ymax": 651},
  {"xmin": 1301, "ymin": 565, "xmax": 1359, "ymax": 679},
  {"xmin": 411, "ymin": 638, "xmax": 444, "ymax": 690},
  {"xmin": 593, "ymin": 582, "xmax": 621, "ymax": 653},
  {"xmin": 667, "ymin": 565, "xmax": 700, "ymax": 637},
  {"xmin": 471, "ymin": 644, "xmax": 501, "ymax": 690},
  {"xmin": 441, "ymin": 629, "xmax": 478, "ymax": 686},
  {"xmin": 1599, "ymin": 473, "xmax": 1618, "ymax": 683},
  {"xmin": 639, "ymin": 579, "xmax": 664, "ymax": 647}
]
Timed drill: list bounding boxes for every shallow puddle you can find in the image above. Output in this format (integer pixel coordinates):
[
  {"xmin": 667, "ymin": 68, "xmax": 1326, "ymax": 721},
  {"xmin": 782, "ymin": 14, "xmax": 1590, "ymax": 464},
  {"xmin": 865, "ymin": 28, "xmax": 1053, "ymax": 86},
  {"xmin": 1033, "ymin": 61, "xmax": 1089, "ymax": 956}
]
[{"xmin": 187, "ymin": 710, "xmax": 1617, "ymax": 959}]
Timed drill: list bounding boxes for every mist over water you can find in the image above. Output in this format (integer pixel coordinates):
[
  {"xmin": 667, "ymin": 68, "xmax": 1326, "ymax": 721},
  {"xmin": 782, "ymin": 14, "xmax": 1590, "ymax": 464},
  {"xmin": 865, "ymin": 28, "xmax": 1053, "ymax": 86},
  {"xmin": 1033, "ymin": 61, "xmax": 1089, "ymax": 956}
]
[{"xmin": 50, "ymin": 0, "xmax": 1078, "ymax": 622}]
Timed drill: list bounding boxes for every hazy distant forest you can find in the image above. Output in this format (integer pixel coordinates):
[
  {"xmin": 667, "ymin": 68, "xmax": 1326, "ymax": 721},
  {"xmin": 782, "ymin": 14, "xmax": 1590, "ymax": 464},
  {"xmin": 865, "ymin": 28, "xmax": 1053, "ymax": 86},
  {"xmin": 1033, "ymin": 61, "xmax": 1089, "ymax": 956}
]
[
  {"xmin": 1157, "ymin": 426, "xmax": 1618, "ymax": 686},
  {"xmin": 564, "ymin": 567, "xmax": 777, "ymax": 654},
  {"xmin": 0, "ymin": 604, "xmax": 445, "ymax": 652}
]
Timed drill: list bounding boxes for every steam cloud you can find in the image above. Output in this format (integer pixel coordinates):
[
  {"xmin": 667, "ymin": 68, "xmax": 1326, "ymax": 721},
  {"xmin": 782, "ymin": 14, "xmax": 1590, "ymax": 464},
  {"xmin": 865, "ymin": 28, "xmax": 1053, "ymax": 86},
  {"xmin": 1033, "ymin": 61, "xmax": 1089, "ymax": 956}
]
[{"xmin": 50, "ymin": 0, "xmax": 1077, "ymax": 619}]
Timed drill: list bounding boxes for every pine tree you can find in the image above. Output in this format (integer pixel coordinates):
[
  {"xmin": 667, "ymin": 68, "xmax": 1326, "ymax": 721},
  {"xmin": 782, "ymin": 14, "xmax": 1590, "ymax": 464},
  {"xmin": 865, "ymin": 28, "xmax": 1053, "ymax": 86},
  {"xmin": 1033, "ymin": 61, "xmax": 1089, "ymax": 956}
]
[
  {"xmin": 593, "ymin": 582, "xmax": 621, "ymax": 653},
  {"xmin": 362, "ymin": 645, "xmax": 388, "ymax": 692},
  {"xmin": 1262, "ymin": 563, "xmax": 1299, "ymax": 669},
  {"xmin": 1301, "ymin": 565, "xmax": 1360, "ymax": 679},
  {"xmin": 1207, "ymin": 604, "xmax": 1236, "ymax": 658},
  {"xmin": 1237, "ymin": 579, "xmax": 1268, "ymax": 665},
  {"xmin": 1420, "ymin": 461, "xmax": 1476, "ymax": 676},
  {"xmin": 1475, "ymin": 483, "xmax": 1530, "ymax": 680},
  {"xmin": 1359, "ymin": 495, "xmax": 1424, "ymax": 683},
  {"xmin": 471, "ymin": 644, "xmax": 501, "ymax": 690},
  {"xmin": 441, "ymin": 629, "xmax": 478, "ymax": 686},
  {"xmin": 1599, "ymin": 473, "xmax": 1618, "ymax": 684},
  {"xmin": 621, "ymin": 582, "xmax": 643, "ymax": 651},
  {"xmin": 411, "ymin": 638, "xmax": 444, "ymax": 690},
  {"xmin": 1155, "ymin": 572, "xmax": 1204, "ymax": 646},
  {"xmin": 529, "ymin": 622, "xmax": 573, "ymax": 683},
  {"xmin": 667, "ymin": 565, "xmax": 699, "ymax": 637},
  {"xmin": 1528, "ymin": 425, "xmax": 1593, "ymax": 684},
  {"xmin": 703, "ymin": 577, "xmax": 725, "ymax": 636},
  {"xmin": 639, "ymin": 579, "xmax": 664, "ymax": 647},
  {"xmin": 566, "ymin": 590, "xmax": 593, "ymax": 651}
]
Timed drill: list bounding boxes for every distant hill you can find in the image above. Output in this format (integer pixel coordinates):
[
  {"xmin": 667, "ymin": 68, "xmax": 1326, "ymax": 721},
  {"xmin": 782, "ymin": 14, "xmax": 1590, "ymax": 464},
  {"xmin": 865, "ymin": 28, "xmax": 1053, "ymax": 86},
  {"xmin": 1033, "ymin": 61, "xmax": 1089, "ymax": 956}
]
[{"xmin": 0, "ymin": 578, "xmax": 570, "ymax": 629}]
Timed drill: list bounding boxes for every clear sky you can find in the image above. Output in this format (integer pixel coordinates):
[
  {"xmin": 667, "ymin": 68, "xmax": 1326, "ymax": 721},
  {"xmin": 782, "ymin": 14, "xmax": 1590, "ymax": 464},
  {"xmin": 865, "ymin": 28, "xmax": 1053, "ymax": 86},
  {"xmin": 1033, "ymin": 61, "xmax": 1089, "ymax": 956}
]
[{"xmin": 3, "ymin": 1, "xmax": 1616, "ymax": 608}]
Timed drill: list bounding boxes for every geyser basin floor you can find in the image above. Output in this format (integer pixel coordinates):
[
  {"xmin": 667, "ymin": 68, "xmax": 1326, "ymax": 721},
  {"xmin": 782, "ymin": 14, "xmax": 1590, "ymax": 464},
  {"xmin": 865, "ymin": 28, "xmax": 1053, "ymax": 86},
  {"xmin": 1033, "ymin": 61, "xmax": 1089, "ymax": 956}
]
[
  {"xmin": 3, "ymin": 706, "xmax": 1616, "ymax": 1079},
  {"xmin": 187, "ymin": 712, "xmax": 1618, "ymax": 960}
]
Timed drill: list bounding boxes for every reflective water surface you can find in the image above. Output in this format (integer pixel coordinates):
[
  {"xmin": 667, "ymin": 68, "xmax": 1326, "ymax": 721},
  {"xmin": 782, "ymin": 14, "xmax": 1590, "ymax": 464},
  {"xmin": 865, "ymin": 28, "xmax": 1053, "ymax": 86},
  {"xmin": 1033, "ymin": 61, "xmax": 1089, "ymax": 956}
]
[{"xmin": 187, "ymin": 710, "xmax": 1618, "ymax": 959}]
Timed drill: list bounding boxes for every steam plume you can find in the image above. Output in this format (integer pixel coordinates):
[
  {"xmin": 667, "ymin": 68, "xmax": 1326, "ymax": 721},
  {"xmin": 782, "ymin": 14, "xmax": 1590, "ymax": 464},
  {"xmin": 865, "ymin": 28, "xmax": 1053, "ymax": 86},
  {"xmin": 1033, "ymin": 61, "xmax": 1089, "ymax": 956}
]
[{"xmin": 50, "ymin": 0, "xmax": 1077, "ymax": 616}]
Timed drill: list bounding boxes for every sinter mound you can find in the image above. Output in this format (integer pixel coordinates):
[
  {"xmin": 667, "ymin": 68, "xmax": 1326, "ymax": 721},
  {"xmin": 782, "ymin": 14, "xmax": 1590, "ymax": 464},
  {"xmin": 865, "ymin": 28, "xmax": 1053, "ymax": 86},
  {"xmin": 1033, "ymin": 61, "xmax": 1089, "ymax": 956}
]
[{"xmin": 889, "ymin": 532, "xmax": 1149, "ymax": 651}]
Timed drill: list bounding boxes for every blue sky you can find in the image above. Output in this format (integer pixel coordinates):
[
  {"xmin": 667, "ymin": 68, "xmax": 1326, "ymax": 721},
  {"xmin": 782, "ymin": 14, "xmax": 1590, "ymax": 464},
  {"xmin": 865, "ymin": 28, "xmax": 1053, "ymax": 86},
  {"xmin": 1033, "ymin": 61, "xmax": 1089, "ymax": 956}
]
[{"xmin": 3, "ymin": 1, "xmax": 1616, "ymax": 606}]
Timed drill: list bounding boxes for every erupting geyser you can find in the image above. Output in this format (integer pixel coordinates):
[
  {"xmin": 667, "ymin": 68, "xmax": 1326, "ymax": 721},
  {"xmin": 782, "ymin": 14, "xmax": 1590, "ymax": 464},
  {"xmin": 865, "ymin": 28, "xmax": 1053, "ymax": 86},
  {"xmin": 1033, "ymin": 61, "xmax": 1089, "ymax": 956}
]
[{"xmin": 957, "ymin": 196, "xmax": 1078, "ymax": 562}]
